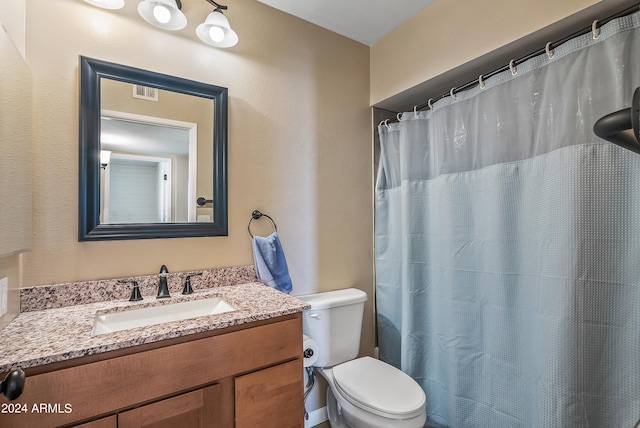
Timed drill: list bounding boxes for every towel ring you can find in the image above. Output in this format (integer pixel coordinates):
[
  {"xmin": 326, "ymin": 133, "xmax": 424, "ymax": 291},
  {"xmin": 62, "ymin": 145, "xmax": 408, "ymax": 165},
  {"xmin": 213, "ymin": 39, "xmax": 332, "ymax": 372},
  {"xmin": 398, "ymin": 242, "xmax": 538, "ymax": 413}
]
[{"xmin": 248, "ymin": 210, "xmax": 278, "ymax": 238}]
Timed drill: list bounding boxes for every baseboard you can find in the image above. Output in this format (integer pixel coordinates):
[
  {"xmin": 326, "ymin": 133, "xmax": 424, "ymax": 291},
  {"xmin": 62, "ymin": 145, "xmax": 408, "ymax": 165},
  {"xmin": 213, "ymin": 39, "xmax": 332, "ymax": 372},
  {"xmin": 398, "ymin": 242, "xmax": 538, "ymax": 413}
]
[{"xmin": 304, "ymin": 406, "xmax": 328, "ymax": 428}]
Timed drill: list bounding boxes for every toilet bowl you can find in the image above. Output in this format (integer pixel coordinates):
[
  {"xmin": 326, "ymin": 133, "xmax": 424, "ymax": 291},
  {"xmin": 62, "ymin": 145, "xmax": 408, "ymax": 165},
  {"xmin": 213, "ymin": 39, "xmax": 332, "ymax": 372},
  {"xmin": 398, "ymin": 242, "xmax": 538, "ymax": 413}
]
[
  {"xmin": 321, "ymin": 357, "xmax": 426, "ymax": 428},
  {"xmin": 297, "ymin": 289, "xmax": 427, "ymax": 428}
]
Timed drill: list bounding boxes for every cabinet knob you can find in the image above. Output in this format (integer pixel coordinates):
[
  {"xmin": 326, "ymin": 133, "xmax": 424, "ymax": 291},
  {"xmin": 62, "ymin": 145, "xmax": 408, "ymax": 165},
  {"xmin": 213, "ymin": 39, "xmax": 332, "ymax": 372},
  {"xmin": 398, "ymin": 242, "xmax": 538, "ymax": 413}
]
[{"xmin": 1, "ymin": 369, "xmax": 25, "ymax": 401}]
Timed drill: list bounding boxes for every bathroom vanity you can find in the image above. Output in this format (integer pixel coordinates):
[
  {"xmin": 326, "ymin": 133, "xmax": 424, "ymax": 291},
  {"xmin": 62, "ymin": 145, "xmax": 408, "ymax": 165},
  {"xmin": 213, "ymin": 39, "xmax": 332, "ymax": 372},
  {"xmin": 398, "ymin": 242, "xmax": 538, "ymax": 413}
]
[{"xmin": 0, "ymin": 278, "xmax": 308, "ymax": 428}]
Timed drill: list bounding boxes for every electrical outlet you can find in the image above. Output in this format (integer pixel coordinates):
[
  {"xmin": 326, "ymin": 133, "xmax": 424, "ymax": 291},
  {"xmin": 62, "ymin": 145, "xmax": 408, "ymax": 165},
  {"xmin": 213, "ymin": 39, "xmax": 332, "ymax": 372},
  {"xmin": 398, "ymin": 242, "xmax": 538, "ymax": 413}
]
[{"xmin": 0, "ymin": 277, "xmax": 7, "ymax": 317}]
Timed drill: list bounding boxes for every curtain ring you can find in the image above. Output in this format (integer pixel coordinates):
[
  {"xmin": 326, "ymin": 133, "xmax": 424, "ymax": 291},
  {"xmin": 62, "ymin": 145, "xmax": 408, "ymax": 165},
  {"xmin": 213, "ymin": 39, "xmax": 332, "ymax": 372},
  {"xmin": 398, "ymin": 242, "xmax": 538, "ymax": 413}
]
[
  {"xmin": 397, "ymin": 112, "xmax": 403, "ymax": 121},
  {"xmin": 414, "ymin": 106, "xmax": 419, "ymax": 117},
  {"xmin": 384, "ymin": 119, "xmax": 391, "ymax": 129},
  {"xmin": 478, "ymin": 74, "xmax": 485, "ymax": 89},
  {"xmin": 450, "ymin": 87, "xmax": 457, "ymax": 100},
  {"xmin": 509, "ymin": 59, "xmax": 517, "ymax": 76},
  {"xmin": 545, "ymin": 42, "xmax": 554, "ymax": 59},
  {"xmin": 592, "ymin": 20, "xmax": 600, "ymax": 39},
  {"xmin": 427, "ymin": 98, "xmax": 434, "ymax": 110}
]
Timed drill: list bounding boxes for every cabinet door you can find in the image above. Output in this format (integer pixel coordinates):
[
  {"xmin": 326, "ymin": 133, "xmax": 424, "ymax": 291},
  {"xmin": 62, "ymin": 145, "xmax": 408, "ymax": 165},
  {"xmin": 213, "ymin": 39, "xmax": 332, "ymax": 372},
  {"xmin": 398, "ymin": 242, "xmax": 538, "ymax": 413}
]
[
  {"xmin": 235, "ymin": 359, "xmax": 304, "ymax": 428},
  {"xmin": 73, "ymin": 415, "xmax": 117, "ymax": 428},
  {"xmin": 119, "ymin": 384, "xmax": 222, "ymax": 428}
]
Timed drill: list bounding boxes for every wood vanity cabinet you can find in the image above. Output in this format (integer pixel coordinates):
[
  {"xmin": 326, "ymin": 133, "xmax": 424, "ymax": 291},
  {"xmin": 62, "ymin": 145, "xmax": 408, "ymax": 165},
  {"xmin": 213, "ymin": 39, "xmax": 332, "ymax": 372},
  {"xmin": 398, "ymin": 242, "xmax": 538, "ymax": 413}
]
[
  {"xmin": 73, "ymin": 415, "xmax": 116, "ymax": 428},
  {"xmin": 118, "ymin": 384, "xmax": 223, "ymax": 428},
  {"xmin": 0, "ymin": 314, "xmax": 304, "ymax": 428},
  {"xmin": 235, "ymin": 359, "xmax": 303, "ymax": 428}
]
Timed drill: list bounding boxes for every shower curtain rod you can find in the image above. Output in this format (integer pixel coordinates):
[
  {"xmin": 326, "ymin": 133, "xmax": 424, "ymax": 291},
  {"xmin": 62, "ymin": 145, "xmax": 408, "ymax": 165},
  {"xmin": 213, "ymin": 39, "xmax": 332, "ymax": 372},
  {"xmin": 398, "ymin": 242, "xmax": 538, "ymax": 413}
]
[{"xmin": 414, "ymin": 2, "xmax": 640, "ymax": 112}]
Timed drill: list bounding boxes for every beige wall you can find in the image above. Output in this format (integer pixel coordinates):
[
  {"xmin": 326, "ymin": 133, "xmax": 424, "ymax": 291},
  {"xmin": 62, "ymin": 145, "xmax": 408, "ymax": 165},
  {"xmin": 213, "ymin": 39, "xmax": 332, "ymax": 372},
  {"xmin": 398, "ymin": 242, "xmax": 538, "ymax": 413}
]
[
  {"xmin": 0, "ymin": 255, "xmax": 22, "ymax": 329},
  {"xmin": 0, "ymin": 0, "xmax": 373, "ymax": 348},
  {"xmin": 0, "ymin": 26, "xmax": 31, "ymax": 258},
  {"xmin": 0, "ymin": 0, "xmax": 25, "ymax": 57},
  {"xmin": 0, "ymin": 0, "xmax": 373, "ymax": 412},
  {"xmin": 371, "ymin": 0, "xmax": 636, "ymax": 110},
  {"xmin": 21, "ymin": 0, "xmax": 372, "ymax": 290},
  {"xmin": 0, "ymin": 6, "xmax": 31, "ymax": 328}
]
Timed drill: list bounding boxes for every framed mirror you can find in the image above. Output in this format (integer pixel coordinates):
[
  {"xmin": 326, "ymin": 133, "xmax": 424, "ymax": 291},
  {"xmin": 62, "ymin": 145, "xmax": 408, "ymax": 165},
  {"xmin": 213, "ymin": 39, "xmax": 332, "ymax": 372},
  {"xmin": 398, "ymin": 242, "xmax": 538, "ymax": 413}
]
[{"xmin": 79, "ymin": 56, "xmax": 228, "ymax": 240}]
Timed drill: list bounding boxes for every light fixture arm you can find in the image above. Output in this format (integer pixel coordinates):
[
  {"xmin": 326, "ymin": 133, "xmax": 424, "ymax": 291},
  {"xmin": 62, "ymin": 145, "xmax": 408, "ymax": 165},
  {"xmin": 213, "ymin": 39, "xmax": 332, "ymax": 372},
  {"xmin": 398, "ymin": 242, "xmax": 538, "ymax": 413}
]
[{"xmin": 204, "ymin": 0, "xmax": 228, "ymax": 13}]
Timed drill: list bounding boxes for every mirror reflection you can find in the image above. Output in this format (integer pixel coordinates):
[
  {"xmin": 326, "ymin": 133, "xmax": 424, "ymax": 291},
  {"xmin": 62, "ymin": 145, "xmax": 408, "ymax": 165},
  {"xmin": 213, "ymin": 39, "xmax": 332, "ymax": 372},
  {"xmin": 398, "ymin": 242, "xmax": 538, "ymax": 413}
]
[
  {"xmin": 99, "ymin": 79, "xmax": 214, "ymax": 224},
  {"xmin": 79, "ymin": 56, "xmax": 228, "ymax": 241}
]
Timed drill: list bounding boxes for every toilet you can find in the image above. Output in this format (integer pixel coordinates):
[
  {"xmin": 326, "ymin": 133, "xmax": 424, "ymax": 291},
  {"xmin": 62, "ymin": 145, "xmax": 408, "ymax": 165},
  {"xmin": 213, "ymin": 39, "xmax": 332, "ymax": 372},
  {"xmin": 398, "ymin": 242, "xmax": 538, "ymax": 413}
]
[{"xmin": 298, "ymin": 288, "xmax": 427, "ymax": 428}]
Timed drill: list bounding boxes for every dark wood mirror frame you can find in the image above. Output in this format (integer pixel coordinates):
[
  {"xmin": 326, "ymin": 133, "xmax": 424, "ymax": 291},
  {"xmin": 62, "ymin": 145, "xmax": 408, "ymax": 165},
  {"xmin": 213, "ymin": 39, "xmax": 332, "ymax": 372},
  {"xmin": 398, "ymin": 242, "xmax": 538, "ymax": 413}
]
[{"xmin": 78, "ymin": 56, "xmax": 228, "ymax": 241}]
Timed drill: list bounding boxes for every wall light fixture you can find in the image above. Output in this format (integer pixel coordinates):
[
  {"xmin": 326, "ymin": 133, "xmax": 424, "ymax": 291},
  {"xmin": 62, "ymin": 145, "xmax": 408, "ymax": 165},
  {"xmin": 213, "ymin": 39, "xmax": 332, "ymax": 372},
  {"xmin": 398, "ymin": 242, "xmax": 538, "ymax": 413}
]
[
  {"xmin": 100, "ymin": 150, "xmax": 111, "ymax": 169},
  {"xmin": 137, "ymin": 0, "xmax": 187, "ymax": 31},
  {"xmin": 82, "ymin": 0, "xmax": 238, "ymax": 48},
  {"xmin": 196, "ymin": 1, "xmax": 238, "ymax": 48}
]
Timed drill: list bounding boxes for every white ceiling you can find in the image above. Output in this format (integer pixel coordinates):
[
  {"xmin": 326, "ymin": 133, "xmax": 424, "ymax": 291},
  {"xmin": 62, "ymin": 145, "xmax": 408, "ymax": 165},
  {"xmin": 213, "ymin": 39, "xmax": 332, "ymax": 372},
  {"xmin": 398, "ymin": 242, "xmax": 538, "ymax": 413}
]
[
  {"xmin": 101, "ymin": 118, "xmax": 190, "ymax": 156},
  {"xmin": 255, "ymin": 0, "xmax": 436, "ymax": 46}
]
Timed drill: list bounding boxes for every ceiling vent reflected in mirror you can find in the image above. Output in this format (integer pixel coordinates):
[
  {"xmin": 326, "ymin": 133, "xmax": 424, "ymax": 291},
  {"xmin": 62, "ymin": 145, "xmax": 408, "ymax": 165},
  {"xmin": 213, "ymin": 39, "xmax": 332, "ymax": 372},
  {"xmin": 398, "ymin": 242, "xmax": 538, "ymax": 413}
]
[{"xmin": 132, "ymin": 84, "xmax": 159, "ymax": 102}]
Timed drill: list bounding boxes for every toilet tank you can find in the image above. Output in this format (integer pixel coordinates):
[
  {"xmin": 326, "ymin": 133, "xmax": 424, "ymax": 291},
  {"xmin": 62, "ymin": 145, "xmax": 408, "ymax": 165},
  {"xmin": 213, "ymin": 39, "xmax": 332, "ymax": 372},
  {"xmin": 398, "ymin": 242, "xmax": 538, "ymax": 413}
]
[{"xmin": 297, "ymin": 288, "xmax": 367, "ymax": 368}]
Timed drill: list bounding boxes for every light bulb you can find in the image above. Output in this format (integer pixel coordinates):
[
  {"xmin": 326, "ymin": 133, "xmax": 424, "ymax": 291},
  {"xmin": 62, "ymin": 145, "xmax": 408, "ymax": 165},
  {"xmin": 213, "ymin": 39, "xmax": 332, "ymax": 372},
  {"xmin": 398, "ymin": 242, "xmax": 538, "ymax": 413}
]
[
  {"xmin": 153, "ymin": 4, "xmax": 171, "ymax": 23},
  {"xmin": 100, "ymin": 150, "xmax": 111, "ymax": 168},
  {"xmin": 196, "ymin": 11, "xmax": 238, "ymax": 47},
  {"xmin": 208, "ymin": 26, "xmax": 225, "ymax": 43}
]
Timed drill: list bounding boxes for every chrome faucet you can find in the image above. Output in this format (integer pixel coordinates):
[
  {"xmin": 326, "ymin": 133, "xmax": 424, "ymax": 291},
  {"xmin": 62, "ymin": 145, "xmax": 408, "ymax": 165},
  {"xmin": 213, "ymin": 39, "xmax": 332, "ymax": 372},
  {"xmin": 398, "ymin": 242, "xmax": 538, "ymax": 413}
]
[{"xmin": 157, "ymin": 265, "xmax": 170, "ymax": 298}]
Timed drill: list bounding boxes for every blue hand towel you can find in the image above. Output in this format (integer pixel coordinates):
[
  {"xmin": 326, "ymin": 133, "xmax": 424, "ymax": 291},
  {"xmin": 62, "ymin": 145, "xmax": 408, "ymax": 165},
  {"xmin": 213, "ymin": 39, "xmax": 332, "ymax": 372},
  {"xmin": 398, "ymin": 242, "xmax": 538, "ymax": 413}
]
[{"xmin": 252, "ymin": 232, "xmax": 293, "ymax": 294}]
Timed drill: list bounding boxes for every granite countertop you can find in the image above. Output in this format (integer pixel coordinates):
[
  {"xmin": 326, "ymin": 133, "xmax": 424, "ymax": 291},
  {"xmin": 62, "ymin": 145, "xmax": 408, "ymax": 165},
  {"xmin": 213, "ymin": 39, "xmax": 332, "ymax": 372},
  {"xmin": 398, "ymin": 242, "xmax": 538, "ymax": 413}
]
[{"xmin": 0, "ymin": 282, "xmax": 310, "ymax": 373}]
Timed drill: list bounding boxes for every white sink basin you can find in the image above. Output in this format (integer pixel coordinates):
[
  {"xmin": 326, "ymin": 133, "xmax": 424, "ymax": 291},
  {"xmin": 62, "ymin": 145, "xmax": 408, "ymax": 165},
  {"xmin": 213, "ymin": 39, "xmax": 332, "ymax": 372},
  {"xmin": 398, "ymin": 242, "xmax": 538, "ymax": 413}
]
[{"xmin": 91, "ymin": 296, "xmax": 236, "ymax": 336}]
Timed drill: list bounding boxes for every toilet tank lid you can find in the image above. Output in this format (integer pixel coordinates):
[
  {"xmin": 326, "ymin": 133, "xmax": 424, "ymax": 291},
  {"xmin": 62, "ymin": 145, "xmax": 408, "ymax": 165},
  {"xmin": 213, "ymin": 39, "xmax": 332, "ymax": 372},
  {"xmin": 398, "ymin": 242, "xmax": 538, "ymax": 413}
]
[{"xmin": 296, "ymin": 288, "xmax": 367, "ymax": 309}]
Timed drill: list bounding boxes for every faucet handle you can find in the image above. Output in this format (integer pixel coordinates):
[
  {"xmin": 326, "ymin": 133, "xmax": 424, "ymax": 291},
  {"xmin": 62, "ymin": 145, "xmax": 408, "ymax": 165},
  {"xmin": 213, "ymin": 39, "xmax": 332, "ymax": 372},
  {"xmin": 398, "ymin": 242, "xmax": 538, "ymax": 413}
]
[
  {"xmin": 182, "ymin": 272, "xmax": 202, "ymax": 295},
  {"xmin": 119, "ymin": 279, "xmax": 143, "ymax": 302}
]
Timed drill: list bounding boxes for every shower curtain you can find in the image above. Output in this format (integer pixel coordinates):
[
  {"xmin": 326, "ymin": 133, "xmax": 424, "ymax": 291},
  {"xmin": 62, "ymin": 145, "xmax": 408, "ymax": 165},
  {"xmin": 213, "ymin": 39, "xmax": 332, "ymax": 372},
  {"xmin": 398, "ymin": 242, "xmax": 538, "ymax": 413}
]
[{"xmin": 376, "ymin": 12, "xmax": 640, "ymax": 428}]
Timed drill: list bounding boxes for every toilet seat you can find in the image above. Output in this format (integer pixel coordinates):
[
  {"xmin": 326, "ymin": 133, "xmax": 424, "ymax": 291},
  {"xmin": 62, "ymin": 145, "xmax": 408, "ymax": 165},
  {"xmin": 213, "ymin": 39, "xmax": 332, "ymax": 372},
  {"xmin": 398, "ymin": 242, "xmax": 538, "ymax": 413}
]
[{"xmin": 332, "ymin": 356, "xmax": 426, "ymax": 420}]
